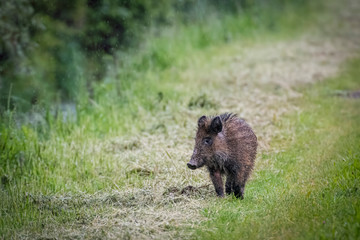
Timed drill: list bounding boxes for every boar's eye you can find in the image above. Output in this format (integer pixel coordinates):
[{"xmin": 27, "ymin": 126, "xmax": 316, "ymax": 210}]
[{"xmin": 203, "ymin": 137, "xmax": 212, "ymax": 146}]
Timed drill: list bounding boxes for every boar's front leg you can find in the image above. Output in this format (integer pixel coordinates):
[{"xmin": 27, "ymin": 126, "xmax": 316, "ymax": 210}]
[{"xmin": 209, "ymin": 170, "xmax": 224, "ymax": 197}]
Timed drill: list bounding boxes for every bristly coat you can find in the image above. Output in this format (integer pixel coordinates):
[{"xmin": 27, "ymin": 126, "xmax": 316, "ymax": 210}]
[{"xmin": 187, "ymin": 113, "xmax": 257, "ymax": 199}]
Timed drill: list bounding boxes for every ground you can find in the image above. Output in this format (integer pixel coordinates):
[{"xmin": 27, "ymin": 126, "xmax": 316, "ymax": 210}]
[{"xmin": 2, "ymin": 0, "xmax": 360, "ymax": 239}]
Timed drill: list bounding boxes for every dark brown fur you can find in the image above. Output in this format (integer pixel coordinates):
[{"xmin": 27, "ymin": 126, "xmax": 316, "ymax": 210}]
[{"xmin": 187, "ymin": 113, "xmax": 257, "ymax": 199}]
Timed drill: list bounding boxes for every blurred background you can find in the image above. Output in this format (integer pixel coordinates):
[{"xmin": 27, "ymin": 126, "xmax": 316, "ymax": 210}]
[{"xmin": 0, "ymin": 0, "xmax": 311, "ymax": 113}]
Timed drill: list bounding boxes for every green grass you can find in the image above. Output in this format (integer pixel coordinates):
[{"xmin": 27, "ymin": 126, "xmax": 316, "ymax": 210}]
[
  {"xmin": 71, "ymin": 0, "xmax": 323, "ymax": 135},
  {"xmin": 194, "ymin": 59, "xmax": 360, "ymax": 239},
  {"xmin": 1, "ymin": 0, "xmax": 360, "ymax": 238}
]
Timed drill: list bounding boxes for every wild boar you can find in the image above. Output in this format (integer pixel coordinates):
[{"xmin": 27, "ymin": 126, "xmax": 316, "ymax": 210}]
[{"xmin": 187, "ymin": 113, "xmax": 257, "ymax": 199}]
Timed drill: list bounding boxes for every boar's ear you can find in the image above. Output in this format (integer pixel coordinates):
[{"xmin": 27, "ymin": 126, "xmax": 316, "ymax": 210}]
[
  {"xmin": 198, "ymin": 115, "xmax": 207, "ymax": 128},
  {"xmin": 210, "ymin": 116, "xmax": 222, "ymax": 134}
]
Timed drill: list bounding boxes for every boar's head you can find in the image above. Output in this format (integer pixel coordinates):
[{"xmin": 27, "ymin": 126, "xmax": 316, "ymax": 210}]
[{"xmin": 187, "ymin": 115, "xmax": 226, "ymax": 170}]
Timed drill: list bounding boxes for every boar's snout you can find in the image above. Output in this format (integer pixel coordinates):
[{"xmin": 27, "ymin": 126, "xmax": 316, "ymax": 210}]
[
  {"xmin": 187, "ymin": 149, "xmax": 198, "ymax": 170},
  {"xmin": 188, "ymin": 149, "xmax": 203, "ymax": 170},
  {"xmin": 188, "ymin": 153, "xmax": 202, "ymax": 170},
  {"xmin": 187, "ymin": 162, "xmax": 197, "ymax": 170}
]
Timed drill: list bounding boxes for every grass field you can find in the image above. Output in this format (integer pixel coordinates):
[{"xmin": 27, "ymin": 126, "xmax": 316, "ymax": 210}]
[
  {"xmin": 1, "ymin": 0, "xmax": 360, "ymax": 239},
  {"xmin": 194, "ymin": 59, "xmax": 360, "ymax": 239}
]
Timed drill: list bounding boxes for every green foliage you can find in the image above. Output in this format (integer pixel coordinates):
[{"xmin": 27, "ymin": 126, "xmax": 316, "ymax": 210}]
[
  {"xmin": 0, "ymin": 0, "xmax": 38, "ymax": 109},
  {"xmin": 0, "ymin": 0, "xmax": 35, "ymax": 67},
  {"xmin": 0, "ymin": 0, "xmax": 316, "ymax": 112}
]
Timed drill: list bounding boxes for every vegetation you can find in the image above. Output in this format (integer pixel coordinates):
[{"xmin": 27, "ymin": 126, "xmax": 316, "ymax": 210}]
[
  {"xmin": 1, "ymin": 0, "xmax": 314, "ymax": 110},
  {"xmin": 195, "ymin": 59, "xmax": 360, "ymax": 239},
  {"xmin": 1, "ymin": 0, "xmax": 360, "ymax": 238}
]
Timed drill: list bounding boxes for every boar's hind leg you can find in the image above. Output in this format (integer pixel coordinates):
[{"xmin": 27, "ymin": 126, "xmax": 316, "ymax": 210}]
[
  {"xmin": 233, "ymin": 183, "xmax": 245, "ymax": 199},
  {"xmin": 209, "ymin": 170, "xmax": 224, "ymax": 197},
  {"xmin": 233, "ymin": 166, "xmax": 252, "ymax": 199},
  {"xmin": 225, "ymin": 175, "xmax": 234, "ymax": 195},
  {"xmin": 233, "ymin": 172, "xmax": 246, "ymax": 199}
]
